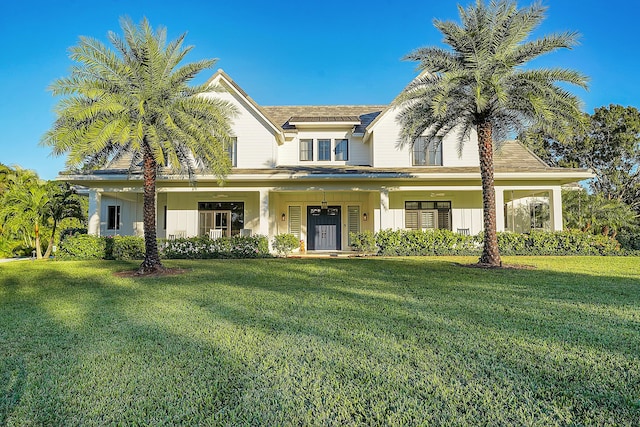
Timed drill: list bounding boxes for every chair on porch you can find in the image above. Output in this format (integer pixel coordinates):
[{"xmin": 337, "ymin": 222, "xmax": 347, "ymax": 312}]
[
  {"xmin": 209, "ymin": 229, "xmax": 223, "ymax": 240},
  {"xmin": 169, "ymin": 230, "xmax": 187, "ymax": 240},
  {"xmin": 457, "ymin": 228, "xmax": 470, "ymax": 236},
  {"xmin": 239, "ymin": 228, "xmax": 252, "ymax": 237}
]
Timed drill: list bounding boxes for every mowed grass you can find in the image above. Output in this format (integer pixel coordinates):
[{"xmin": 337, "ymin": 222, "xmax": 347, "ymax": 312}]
[{"xmin": 1, "ymin": 257, "xmax": 639, "ymax": 426}]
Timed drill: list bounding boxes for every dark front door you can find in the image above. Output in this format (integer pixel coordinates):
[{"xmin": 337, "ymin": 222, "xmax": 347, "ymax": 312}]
[{"xmin": 307, "ymin": 206, "xmax": 341, "ymax": 250}]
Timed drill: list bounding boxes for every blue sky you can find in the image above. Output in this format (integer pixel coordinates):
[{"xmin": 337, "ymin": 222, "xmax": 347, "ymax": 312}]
[{"xmin": 1, "ymin": 0, "xmax": 638, "ymax": 180}]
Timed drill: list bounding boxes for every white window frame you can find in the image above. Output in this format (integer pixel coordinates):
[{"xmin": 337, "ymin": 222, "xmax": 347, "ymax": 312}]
[
  {"xmin": 107, "ymin": 205, "xmax": 121, "ymax": 230},
  {"xmin": 335, "ymin": 139, "xmax": 349, "ymax": 161},
  {"xmin": 412, "ymin": 137, "xmax": 443, "ymax": 166},
  {"xmin": 318, "ymin": 139, "xmax": 331, "ymax": 161},
  {"xmin": 300, "ymin": 139, "xmax": 313, "ymax": 161}
]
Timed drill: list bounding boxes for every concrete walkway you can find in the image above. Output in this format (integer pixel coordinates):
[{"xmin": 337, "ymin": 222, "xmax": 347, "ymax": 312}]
[{"xmin": 0, "ymin": 257, "xmax": 31, "ymax": 263}]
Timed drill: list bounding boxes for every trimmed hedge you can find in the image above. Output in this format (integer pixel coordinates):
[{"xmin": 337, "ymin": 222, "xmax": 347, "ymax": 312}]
[
  {"xmin": 353, "ymin": 229, "xmax": 622, "ymax": 257},
  {"xmin": 57, "ymin": 234, "xmax": 107, "ymax": 260},
  {"xmin": 59, "ymin": 234, "xmax": 270, "ymax": 260},
  {"xmin": 376, "ymin": 229, "xmax": 479, "ymax": 256},
  {"xmin": 163, "ymin": 235, "xmax": 270, "ymax": 259},
  {"xmin": 106, "ymin": 236, "xmax": 146, "ymax": 260}
]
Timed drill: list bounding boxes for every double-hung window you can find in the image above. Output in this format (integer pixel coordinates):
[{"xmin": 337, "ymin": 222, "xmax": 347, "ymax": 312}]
[
  {"xmin": 335, "ymin": 139, "xmax": 348, "ymax": 161},
  {"xmin": 300, "ymin": 139, "xmax": 313, "ymax": 161},
  {"xmin": 318, "ymin": 139, "xmax": 331, "ymax": 161},
  {"xmin": 107, "ymin": 205, "xmax": 121, "ymax": 230},
  {"xmin": 225, "ymin": 137, "xmax": 237, "ymax": 167},
  {"xmin": 412, "ymin": 137, "xmax": 442, "ymax": 166}
]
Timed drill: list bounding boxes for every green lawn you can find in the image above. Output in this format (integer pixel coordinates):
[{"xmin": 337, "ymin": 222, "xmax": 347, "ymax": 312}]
[{"xmin": 1, "ymin": 257, "xmax": 639, "ymax": 426}]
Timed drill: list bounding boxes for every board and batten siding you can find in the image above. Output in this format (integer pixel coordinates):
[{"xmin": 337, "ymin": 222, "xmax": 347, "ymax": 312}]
[
  {"xmin": 370, "ymin": 107, "xmax": 480, "ymax": 168},
  {"xmin": 207, "ymin": 88, "xmax": 278, "ymax": 169},
  {"xmin": 278, "ymin": 130, "xmax": 370, "ymax": 167}
]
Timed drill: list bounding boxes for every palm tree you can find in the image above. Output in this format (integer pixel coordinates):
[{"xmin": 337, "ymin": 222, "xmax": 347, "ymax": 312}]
[
  {"xmin": 42, "ymin": 183, "xmax": 85, "ymax": 258},
  {"xmin": 0, "ymin": 179, "xmax": 49, "ymax": 259},
  {"xmin": 396, "ymin": 0, "xmax": 587, "ymax": 267},
  {"xmin": 42, "ymin": 18, "xmax": 236, "ymax": 273}
]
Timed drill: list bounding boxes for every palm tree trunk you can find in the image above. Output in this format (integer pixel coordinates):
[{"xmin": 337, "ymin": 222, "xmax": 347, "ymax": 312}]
[
  {"xmin": 138, "ymin": 142, "xmax": 164, "ymax": 274},
  {"xmin": 43, "ymin": 221, "xmax": 57, "ymax": 259},
  {"xmin": 35, "ymin": 221, "xmax": 43, "ymax": 259},
  {"xmin": 477, "ymin": 120, "xmax": 502, "ymax": 267}
]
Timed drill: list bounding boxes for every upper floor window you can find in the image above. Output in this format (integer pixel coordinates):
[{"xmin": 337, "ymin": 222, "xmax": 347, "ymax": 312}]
[
  {"xmin": 300, "ymin": 139, "xmax": 313, "ymax": 161},
  {"xmin": 225, "ymin": 137, "xmax": 237, "ymax": 167},
  {"xmin": 413, "ymin": 137, "xmax": 442, "ymax": 166},
  {"xmin": 335, "ymin": 139, "xmax": 348, "ymax": 161},
  {"xmin": 107, "ymin": 205, "xmax": 121, "ymax": 230},
  {"xmin": 318, "ymin": 139, "xmax": 331, "ymax": 161}
]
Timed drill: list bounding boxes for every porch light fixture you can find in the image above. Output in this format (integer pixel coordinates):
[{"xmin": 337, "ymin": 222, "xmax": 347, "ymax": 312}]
[
  {"xmin": 321, "ymin": 192, "xmax": 328, "ymax": 210},
  {"xmin": 363, "ymin": 212, "xmax": 368, "ymax": 221},
  {"xmin": 281, "ymin": 213, "xmax": 286, "ymax": 221}
]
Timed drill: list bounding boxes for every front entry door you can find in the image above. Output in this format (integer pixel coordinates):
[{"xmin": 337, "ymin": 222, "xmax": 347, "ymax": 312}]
[
  {"xmin": 315, "ymin": 225, "xmax": 337, "ymax": 250},
  {"xmin": 307, "ymin": 206, "xmax": 341, "ymax": 250}
]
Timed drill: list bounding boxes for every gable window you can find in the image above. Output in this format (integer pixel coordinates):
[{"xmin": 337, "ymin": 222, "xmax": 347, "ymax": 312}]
[
  {"xmin": 107, "ymin": 205, "xmax": 121, "ymax": 230},
  {"xmin": 318, "ymin": 139, "xmax": 331, "ymax": 161},
  {"xmin": 335, "ymin": 139, "xmax": 348, "ymax": 161},
  {"xmin": 413, "ymin": 137, "xmax": 442, "ymax": 166},
  {"xmin": 405, "ymin": 201, "xmax": 451, "ymax": 230},
  {"xmin": 225, "ymin": 137, "xmax": 237, "ymax": 167},
  {"xmin": 300, "ymin": 139, "xmax": 313, "ymax": 161}
]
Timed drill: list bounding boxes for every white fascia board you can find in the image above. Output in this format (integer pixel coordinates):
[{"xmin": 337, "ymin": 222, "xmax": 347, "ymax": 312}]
[
  {"xmin": 288, "ymin": 121, "xmax": 360, "ymax": 128},
  {"xmin": 494, "ymin": 171, "xmax": 594, "ymax": 180}
]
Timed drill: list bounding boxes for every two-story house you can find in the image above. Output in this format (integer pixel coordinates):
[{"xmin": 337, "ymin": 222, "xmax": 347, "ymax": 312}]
[{"xmin": 60, "ymin": 70, "xmax": 592, "ymax": 251}]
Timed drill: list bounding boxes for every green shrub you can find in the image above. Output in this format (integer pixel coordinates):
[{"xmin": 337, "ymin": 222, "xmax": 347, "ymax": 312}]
[
  {"xmin": 57, "ymin": 234, "xmax": 106, "ymax": 260},
  {"xmin": 616, "ymin": 229, "xmax": 640, "ymax": 251},
  {"xmin": 108, "ymin": 236, "xmax": 146, "ymax": 260},
  {"xmin": 373, "ymin": 229, "xmax": 621, "ymax": 257},
  {"xmin": 163, "ymin": 235, "xmax": 270, "ymax": 259},
  {"xmin": 272, "ymin": 234, "xmax": 300, "ymax": 257},
  {"xmin": 59, "ymin": 227, "xmax": 87, "ymax": 242},
  {"xmin": 376, "ymin": 229, "xmax": 479, "ymax": 256},
  {"xmin": 349, "ymin": 231, "xmax": 378, "ymax": 254}
]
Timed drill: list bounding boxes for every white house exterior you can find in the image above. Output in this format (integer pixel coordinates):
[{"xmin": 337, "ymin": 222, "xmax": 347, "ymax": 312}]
[{"xmin": 60, "ymin": 70, "xmax": 592, "ymax": 251}]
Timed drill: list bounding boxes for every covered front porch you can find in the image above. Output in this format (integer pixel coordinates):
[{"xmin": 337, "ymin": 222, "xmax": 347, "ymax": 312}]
[{"xmin": 85, "ymin": 182, "xmax": 565, "ymax": 252}]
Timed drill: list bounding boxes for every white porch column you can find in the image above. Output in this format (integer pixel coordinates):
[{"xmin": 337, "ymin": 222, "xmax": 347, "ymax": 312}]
[
  {"xmin": 88, "ymin": 189, "xmax": 101, "ymax": 236},
  {"xmin": 259, "ymin": 189, "xmax": 270, "ymax": 237},
  {"xmin": 495, "ymin": 186, "xmax": 505, "ymax": 232},
  {"xmin": 375, "ymin": 188, "xmax": 390, "ymax": 232},
  {"xmin": 549, "ymin": 187, "xmax": 563, "ymax": 231}
]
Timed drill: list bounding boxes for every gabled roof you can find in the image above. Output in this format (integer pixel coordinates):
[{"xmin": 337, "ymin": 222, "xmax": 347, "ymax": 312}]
[
  {"xmin": 261, "ymin": 106, "xmax": 384, "ymax": 132},
  {"xmin": 494, "ymin": 140, "xmax": 550, "ymax": 170},
  {"xmin": 205, "ymin": 70, "xmax": 285, "ymax": 143}
]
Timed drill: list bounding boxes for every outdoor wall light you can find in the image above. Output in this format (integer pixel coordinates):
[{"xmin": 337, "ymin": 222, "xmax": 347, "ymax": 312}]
[
  {"xmin": 363, "ymin": 212, "xmax": 368, "ymax": 221},
  {"xmin": 281, "ymin": 213, "xmax": 286, "ymax": 221}
]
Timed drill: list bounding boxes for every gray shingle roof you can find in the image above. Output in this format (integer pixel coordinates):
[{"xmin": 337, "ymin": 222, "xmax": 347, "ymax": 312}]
[{"xmin": 261, "ymin": 106, "xmax": 385, "ymax": 131}]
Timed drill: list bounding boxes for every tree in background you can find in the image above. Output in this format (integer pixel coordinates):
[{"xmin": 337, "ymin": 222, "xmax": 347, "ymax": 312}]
[
  {"xmin": 42, "ymin": 182, "xmax": 85, "ymax": 258},
  {"xmin": 0, "ymin": 166, "xmax": 86, "ymax": 259},
  {"xmin": 396, "ymin": 0, "xmax": 587, "ymax": 267},
  {"xmin": 42, "ymin": 18, "xmax": 236, "ymax": 273},
  {"xmin": 563, "ymin": 189, "xmax": 636, "ymax": 239},
  {"xmin": 0, "ymin": 177, "xmax": 49, "ymax": 258},
  {"xmin": 523, "ymin": 105, "xmax": 640, "ymax": 212}
]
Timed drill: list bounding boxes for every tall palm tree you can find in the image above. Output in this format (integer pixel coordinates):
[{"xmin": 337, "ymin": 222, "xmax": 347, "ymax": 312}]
[
  {"xmin": 396, "ymin": 0, "xmax": 587, "ymax": 266},
  {"xmin": 42, "ymin": 18, "xmax": 236, "ymax": 273}
]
